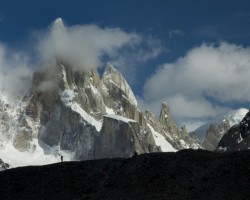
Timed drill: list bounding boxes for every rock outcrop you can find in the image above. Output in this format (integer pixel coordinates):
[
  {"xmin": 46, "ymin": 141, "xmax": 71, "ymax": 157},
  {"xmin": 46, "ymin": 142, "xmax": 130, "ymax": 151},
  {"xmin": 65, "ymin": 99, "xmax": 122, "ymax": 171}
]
[
  {"xmin": 95, "ymin": 115, "xmax": 145, "ymax": 158},
  {"xmin": 0, "ymin": 158, "xmax": 11, "ymax": 171},
  {"xmin": 216, "ymin": 110, "xmax": 250, "ymax": 152},
  {"xmin": 191, "ymin": 108, "xmax": 248, "ymax": 150},
  {"xmin": 157, "ymin": 102, "xmax": 200, "ymax": 150},
  {"xmin": 202, "ymin": 119, "xmax": 230, "ymax": 150}
]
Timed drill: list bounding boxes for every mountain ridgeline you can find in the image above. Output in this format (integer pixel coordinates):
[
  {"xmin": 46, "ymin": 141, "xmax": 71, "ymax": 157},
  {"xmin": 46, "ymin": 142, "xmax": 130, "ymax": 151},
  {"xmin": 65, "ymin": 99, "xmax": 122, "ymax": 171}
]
[
  {"xmin": 190, "ymin": 108, "xmax": 248, "ymax": 151},
  {"xmin": 2, "ymin": 61, "xmax": 200, "ymax": 161},
  {"xmin": 216, "ymin": 110, "xmax": 250, "ymax": 151}
]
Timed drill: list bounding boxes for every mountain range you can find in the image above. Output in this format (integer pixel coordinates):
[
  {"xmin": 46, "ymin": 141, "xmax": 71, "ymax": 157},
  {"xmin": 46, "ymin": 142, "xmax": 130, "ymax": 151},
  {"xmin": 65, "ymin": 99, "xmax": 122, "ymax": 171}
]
[
  {"xmin": 0, "ymin": 57, "xmax": 249, "ymax": 168},
  {"xmin": 0, "ymin": 61, "xmax": 201, "ymax": 168},
  {"xmin": 217, "ymin": 110, "xmax": 250, "ymax": 151},
  {"xmin": 190, "ymin": 108, "xmax": 248, "ymax": 150}
]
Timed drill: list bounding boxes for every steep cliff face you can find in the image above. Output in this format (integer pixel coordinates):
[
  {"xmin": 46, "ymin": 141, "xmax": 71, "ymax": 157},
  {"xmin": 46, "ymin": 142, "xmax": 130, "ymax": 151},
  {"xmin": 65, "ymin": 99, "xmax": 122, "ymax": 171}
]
[
  {"xmin": 95, "ymin": 115, "xmax": 141, "ymax": 158},
  {"xmin": 102, "ymin": 64, "xmax": 137, "ymax": 107},
  {"xmin": 0, "ymin": 99, "xmax": 13, "ymax": 142},
  {"xmin": 202, "ymin": 119, "xmax": 230, "ymax": 150},
  {"xmin": 216, "ymin": 111, "xmax": 250, "ymax": 152},
  {"xmin": 157, "ymin": 102, "xmax": 200, "ymax": 150},
  {"xmin": 15, "ymin": 62, "xmax": 104, "ymax": 159},
  {"xmin": 0, "ymin": 93, "xmax": 20, "ymax": 147},
  {"xmin": 1, "ymin": 61, "xmax": 200, "ymax": 164}
]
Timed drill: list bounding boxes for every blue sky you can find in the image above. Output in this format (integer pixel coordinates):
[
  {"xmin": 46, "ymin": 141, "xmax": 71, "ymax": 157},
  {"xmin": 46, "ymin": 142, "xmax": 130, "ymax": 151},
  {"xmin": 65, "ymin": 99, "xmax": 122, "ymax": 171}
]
[{"xmin": 1, "ymin": 0, "xmax": 250, "ymax": 130}]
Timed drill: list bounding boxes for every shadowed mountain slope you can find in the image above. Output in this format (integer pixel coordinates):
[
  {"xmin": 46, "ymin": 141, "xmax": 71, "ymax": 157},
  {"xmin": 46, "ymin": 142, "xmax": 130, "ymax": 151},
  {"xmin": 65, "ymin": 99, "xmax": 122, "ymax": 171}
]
[{"xmin": 1, "ymin": 149, "xmax": 250, "ymax": 200}]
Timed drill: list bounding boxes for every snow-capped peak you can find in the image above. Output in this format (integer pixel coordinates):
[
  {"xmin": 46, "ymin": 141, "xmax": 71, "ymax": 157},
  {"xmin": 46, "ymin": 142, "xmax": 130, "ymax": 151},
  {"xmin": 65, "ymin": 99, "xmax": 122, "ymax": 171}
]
[
  {"xmin": 193, "ymin": 108, "xmax": 248, "ymax": 141},
  {"xmin": 225, "ymin": 108, "xmax": 249, "ymax": 126},
  {"xmin": 54, "ymin": 17, "xmax": 64, "ymax": 27}
]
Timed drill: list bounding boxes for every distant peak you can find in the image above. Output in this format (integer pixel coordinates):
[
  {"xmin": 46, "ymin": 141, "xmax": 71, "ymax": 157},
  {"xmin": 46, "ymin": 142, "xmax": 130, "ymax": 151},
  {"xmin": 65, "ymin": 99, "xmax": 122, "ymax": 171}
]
[
  {"xmin": 161, "ymin": 102, "xmax": 168, "ymax": 108},
  {"xmin": 105, "ymin": 63, "xmax": 116, "ymax": 72},
  {"xmin": 102, "ymin": 62, "xmax": 137, "ymax": 106},
  {"xmin": 235, "ymin": 108, "xmax": 248, "ymax": 113},
  {"xmin": 103, "ymin": 63, "xmax": 118, "ymax": 77},
  {"xmin": 53, "ymin": 17, "xmax": 64, "ymax": 29},
  {"xmin": 55, "ymin": 17, "xmax": 63, "ymax": 24}
]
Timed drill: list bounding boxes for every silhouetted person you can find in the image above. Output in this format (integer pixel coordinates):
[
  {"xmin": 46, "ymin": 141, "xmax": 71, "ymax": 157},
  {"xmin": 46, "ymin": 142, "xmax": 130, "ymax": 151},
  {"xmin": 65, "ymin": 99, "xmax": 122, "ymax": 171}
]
[
  {"xmin": 133, "ymin": 151, "xmax": 138, "ymax": 156},
  {"xmin": 61, "ymin": 155, "xmax": 63, "ymax": 162}
]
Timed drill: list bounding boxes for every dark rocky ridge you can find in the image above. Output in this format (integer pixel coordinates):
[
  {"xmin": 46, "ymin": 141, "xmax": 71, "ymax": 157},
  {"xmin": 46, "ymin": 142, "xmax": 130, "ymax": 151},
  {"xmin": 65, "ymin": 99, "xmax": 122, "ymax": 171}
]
[
  {"xmin": 1, "ymin": 149, "xmax": 250, "ymax": 200},
  {"xmin": 217, "ymin": 111, "xmax": 250, "ymax": 151},
  {"xmin": 190, "ymin": 108, "xmax": 248, "ymax": 151},
  {"xmin": 0, "ymin": 159, "xmax": 10, "ymax": 171},
  {"xmin": 202, "ymin": 120, "xmax": 230, "ymax": 150}
]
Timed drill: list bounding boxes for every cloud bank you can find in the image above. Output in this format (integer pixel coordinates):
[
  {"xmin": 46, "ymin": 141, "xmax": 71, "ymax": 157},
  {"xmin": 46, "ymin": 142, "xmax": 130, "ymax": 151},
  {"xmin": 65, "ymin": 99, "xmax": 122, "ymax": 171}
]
[
  {"xmin": 36, "ymin": 18, "xmax": 141, "ymax": 70},
  {"xmin": 0, "ymin": 43, "xmax": 32, "ymax": 97},
  {"xmin": 140, "ymin": 42, "xmax": 250, "ymax": 130}
]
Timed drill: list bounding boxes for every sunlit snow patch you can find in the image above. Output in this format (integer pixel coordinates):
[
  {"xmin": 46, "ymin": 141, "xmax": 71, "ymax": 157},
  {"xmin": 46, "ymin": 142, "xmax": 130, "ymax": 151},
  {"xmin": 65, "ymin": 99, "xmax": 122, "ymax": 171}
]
[
  {"xmin": 148, "ymin": 124, "xmax": 177, "ymax": 152},
  {"xmin": 60, "ymin": 89, "xmax": 102, "ymax": 132},
  {"xmin": 105, "ymin": 106, "xmax": 115, "ymax": 115},
  {"xmin": 104, "ymin": 114, "xmax": 136, "ymax": 123},
  {"xmin": 0, "ymin": 140, "xmax": 72, "ymax": 168}
]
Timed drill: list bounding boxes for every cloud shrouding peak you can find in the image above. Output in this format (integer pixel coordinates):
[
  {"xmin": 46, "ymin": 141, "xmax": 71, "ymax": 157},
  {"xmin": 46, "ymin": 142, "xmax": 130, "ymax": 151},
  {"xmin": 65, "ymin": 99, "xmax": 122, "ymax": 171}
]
[
  {"xmin": 0, "ymin": 43, "xmax": 32, "ymax": 98},
  {"xmin": 140, "ymin": 42, "xmax": 250, "ymax": 130},
  {"xmin": 36, "ymin": 18, "xmax": 141, "ymax": 70},
  {"xmin": 0, "ymin": 18, "xmax": 164, "ymax": 98}
]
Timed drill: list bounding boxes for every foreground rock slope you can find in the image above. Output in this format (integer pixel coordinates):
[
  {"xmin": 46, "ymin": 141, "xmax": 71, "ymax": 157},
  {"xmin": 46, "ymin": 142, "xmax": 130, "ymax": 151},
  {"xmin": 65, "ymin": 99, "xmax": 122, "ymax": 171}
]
[{"xmin": 1, "ymin": 149, "xmax": 250, "ymax": 200}]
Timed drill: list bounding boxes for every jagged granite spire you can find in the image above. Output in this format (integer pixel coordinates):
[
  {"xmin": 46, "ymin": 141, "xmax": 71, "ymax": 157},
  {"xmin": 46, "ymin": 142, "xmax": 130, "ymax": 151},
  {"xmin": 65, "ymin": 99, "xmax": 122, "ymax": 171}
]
[
  {"xmin": 102, "ymin": 63, "xmax": 137, "ymax": 106},
  {"xmin": 159, "ymin": 102, "xmax": 176, "ymax": 132}
]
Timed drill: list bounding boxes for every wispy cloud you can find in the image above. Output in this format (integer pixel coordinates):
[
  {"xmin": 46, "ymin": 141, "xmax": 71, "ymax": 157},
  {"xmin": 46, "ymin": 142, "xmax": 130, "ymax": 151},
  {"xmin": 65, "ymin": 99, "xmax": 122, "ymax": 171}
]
[
  {"xmin": 168, "ymin": 29, "xmax": 184, "ymax": 38},
  {"xmin": 35, "ymin": 18, "xmax": 141, "ymax": 71},
  {"xmin": 0, "ymin": 43, "xmax": 33, "ymax": 97},
  {"xmin": 0, "ymin": 18, "xmax": 164, "ymax": 97},
  {"xmin": 133, "ymin": 36, "xmax": 164, "ymax": 62},
  {"xmin": 109, "ymin": 35, "xmax": 164, "ymax": 86}
]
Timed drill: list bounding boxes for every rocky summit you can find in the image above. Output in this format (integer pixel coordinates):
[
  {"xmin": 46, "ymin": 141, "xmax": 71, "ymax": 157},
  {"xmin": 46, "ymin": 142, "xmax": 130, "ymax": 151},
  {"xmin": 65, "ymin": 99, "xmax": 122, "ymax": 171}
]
[
  {"xmin": 0, "ymin": 159, "xmax": 11, "ymax": 171},
  {"xmin": 190, "ymin": 108, "xmax": 248, "ymax": 151},
  {"xmin": 1, "ymin": 149, "xmax": 250, "ymax": 200},
  {"xmin": 217, "ymin": 110, "xmax": 250, "ymax": 151}
]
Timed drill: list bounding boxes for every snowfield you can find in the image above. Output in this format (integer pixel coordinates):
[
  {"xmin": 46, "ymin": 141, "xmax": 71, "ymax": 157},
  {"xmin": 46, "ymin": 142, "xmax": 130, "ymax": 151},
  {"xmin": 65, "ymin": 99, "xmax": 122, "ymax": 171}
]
[
  {"xmin": 104, "ymin": 114, "xmax": 136, "ymax": 123},
  {"xmin": 0, "ymin": 140, "xmax": 72, "ymax": 167},
  {"xmin": 148, "ymin": 124, "xmax": 177, "ymax": 152}
]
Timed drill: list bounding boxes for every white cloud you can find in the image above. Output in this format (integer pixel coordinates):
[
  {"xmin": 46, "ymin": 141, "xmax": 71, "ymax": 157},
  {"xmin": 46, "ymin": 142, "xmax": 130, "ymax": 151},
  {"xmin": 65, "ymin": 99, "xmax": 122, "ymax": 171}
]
[
  {"xmin": 0, "ymin": 43, "xmax": 32, "ymax": 97},
  {"xmin": 140, "ymin": 42, "xmax": 250, "ymax": 130},
  {"xmin": 34, "ymin": 18, "xmax": 164, "ymax": 91},
  {"xmin": 0, "ymin": 18, "xmax": 163, "ymax": 97},
  {"xmin": 35, "ymin": 18, "xmax": 141, "ymax": 70},
  {"xmin": 169, "ymin": 29, "xmax": 184, "ymax": 38},
  {"xmin": 135, "ymin": 37, "xmax": 164, "ymax": 62}
]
